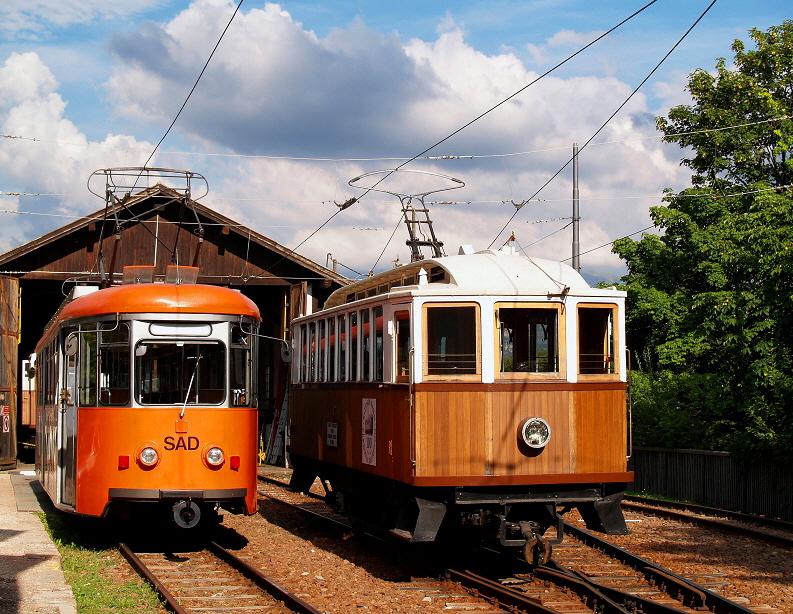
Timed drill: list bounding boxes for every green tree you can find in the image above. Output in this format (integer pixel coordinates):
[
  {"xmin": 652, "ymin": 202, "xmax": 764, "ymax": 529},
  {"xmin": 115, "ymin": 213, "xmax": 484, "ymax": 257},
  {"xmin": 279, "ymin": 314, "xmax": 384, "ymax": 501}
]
[{"xmin": 614, "ymin": 22, "xmax": 793, "ymax": 456}]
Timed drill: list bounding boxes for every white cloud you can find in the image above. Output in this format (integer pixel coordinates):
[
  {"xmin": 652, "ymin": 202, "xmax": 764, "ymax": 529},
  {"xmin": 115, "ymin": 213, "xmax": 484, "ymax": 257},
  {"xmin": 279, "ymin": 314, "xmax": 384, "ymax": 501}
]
[
  {"xmin": 0, "ymin": 2, "xmax": 694, "ymax": 283},
  {"xmin": 547, "ymin": 29, "xmax": 606, "ymax": 47},
  {"xmin": 652, "ymin": 69, "xmax": 695, "ymax": 112},
  {"xmin": 0, "ymin": 52, "xmax": 59, "ymax": 103},
  {"xmin": 0, "ymin": 52, "xmax": 154, "ymax": 235},
  {"xmin": 1, "ymin": 0, "xmax": 165, "ymax": 38},
  {"xmin": 526, "ymin": 28, "xmax": 607, "ymax": 67}
]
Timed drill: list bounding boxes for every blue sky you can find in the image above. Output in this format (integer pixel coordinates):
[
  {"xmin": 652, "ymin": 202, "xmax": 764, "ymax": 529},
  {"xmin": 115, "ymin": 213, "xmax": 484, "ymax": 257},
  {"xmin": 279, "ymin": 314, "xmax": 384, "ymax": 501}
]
[{"xmin": 0, "ymin": 0, "xmax": 788, "ymax": 282}]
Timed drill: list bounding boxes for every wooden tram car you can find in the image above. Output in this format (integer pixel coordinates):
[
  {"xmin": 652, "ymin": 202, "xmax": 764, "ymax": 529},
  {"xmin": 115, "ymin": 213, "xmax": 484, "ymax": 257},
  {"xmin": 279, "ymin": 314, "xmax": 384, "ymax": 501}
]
[
  {"xmin": 289, "ymin": 246, "xmax": 632, "ymax": 562},
  {"xmin": 34, "ymin": 265, "xmax": 261, "ymax": 528}
]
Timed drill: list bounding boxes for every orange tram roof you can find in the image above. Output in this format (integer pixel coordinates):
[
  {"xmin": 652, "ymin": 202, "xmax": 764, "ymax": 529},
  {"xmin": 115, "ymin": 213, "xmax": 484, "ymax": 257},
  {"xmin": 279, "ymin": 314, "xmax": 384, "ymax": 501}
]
[{"xmin": 57, "ymin": 283, "xmax": 261, "ymax": 323}]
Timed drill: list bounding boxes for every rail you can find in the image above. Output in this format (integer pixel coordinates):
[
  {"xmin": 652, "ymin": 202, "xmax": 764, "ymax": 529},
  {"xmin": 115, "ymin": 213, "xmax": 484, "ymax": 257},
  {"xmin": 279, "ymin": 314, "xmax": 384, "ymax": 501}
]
[{"xmin": 120, "ymin": 541, "xmax": 323, "ymax": 614}]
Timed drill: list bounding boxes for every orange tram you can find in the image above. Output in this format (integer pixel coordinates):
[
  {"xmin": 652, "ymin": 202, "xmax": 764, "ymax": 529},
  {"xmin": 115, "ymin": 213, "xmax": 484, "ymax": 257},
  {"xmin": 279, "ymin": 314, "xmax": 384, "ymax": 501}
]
[
  {"xmin": 289, "ymin": 246, "xmax": 632, "ymax": 563},
  {"xmin": 33, "ymin": 266, "xmax": 261, "ymax": 528}
]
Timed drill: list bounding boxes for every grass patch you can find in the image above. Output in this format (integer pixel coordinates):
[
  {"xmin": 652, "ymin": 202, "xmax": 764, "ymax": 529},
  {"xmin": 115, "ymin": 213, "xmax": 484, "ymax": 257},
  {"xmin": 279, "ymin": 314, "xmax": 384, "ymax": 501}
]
[{"xmin": 40, "ymin": 511, "xmax": 164, "ymax": 614}]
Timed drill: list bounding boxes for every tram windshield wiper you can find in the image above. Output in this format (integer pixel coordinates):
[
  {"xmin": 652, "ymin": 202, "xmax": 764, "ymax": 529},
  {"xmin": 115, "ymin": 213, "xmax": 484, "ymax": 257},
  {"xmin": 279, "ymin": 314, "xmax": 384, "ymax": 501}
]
[{"xmin": 180, "ymin": 351, "xmax": 203, "ymax": 418}]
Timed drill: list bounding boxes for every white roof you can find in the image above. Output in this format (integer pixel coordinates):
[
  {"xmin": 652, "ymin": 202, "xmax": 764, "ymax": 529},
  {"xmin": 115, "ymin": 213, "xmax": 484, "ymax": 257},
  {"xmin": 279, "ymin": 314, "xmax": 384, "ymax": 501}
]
[
  {"xmin": 322, "ymin": 247, "xmax": 624, "ymax": 309},
  {"xmin": 437, "ymin": 249, "xmax": 589, "ymax": 294}
]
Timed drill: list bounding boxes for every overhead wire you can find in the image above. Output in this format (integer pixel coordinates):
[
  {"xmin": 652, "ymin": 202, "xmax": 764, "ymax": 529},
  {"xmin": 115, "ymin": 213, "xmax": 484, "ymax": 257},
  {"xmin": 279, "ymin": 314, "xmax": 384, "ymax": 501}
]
[
  {"xmin": 3, "ymin": 115, "xmax": 788, "ymax": 166},
  {"xmin": 4, "ymin": 183, "xmax": 789, "ymax": 222},
  {"xmin": 561, "ymin": 224, "xmax": 658, "ymax": 263},
  {"xmin": 0, "ymin": 0, "xmax": 755, "ymax": 277},
  {"xmin": 91, "ymin": 0, "xmax": 245, "ymax": 280},
  {"xmin": 140, "ymin": 1, "xmax": 244, "ymax": 170},
  {"xmin": 346, "ymin": 0, "xmax": 660, "ymax": 207},
  {"xmin": 368, "ymin": 214, "xmax": 407, "ymax": 274},
  {"xmin": 488, "ymin": 0, "xmax": 719, "ymax": 249}
]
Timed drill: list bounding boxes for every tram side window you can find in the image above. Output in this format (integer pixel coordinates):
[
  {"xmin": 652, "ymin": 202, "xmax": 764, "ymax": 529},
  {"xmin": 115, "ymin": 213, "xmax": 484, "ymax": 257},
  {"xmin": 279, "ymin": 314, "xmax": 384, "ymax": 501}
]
[
  {"xmin": 37, "ymin": 342, "xmax": 57, "ymax": 407},
  {"xmin": 578, "ymin": 306, "xmax": 616, "ymax": 375},
  {"xmin": 395, "ymin": 311, "xmax": 410, "ymax": 382},
  {"xmin": 498, "ymin": 307, "xmax": 558, "ymax": 374},
  {"xmin": 350, "ymin": 312, "xmax": 359, "ymax": 381},
  {"xmin": 425, "ymin": 304, "xmax": 479, "ymax": 377},
  {"xmin": 78, "ymin": 330, "xmax": 97, "ymax": 406},
  {"xmin": 318, "ymin": 319, "xmax": 327, "ymax": 382},
  {"xmin": 99, "ymin": 323, "xmax": 130, "ymax": 405},
  {"xmin": 46, "ymin": 339, "xmax": 58, "ymax": 405},
  {"xmin": 299, "ymin": 324, "xmax": 308, "ymax": 382},
  {"xmin": 362, "ymin": 309, "xmax": 371, "ymax": 381},
  {"xmin": 230, "ymin": 324, "xmax": 256, "ymax": 406},
  {"xmin": 328, "ymin": 318, "xmax": 336, "ymax": 380},
  {"xmin": 308, "ymin": 322, "xmax": 316, "ymax": 382},
  {"xmin": 374, "ymin": 306, "xmax": 383, "ymax": 381},
  {"xmin": 136, "ymin": 341, "xmax": 226, "ymax": 405},
  {"xmin": 338, "ymin": 314, "xmax": 347, "ymax": 381}
]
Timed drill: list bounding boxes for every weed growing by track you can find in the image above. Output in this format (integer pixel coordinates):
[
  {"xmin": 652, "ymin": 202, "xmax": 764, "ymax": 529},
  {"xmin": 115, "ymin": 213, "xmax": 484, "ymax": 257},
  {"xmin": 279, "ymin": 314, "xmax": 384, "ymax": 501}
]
[{"xmin": 40, "ymin": 511, "xmax": 164, "ymax": 613}]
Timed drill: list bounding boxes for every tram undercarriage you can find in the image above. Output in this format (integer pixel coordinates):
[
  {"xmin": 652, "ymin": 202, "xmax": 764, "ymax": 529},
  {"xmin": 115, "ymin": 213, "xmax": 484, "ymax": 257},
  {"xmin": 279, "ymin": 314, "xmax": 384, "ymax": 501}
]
[{"xmin": 289, "ymin": 456, "xmax": 629, "ymax": 564}]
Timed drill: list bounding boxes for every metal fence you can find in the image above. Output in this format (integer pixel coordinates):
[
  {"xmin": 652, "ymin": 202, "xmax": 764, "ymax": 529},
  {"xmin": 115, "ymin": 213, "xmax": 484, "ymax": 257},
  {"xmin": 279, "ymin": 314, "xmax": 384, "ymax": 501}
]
[{"xmin": 629, "ymin": 447, "xmax": 793, "ymax": 521}]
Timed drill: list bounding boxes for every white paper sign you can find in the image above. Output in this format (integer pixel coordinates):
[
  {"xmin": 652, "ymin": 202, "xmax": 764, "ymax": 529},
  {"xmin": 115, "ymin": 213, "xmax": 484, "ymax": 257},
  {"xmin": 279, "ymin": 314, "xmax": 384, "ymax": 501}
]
[
  {"xmin": 362, "ymin": 398, "xmax": 376, "ymax": 466},
  {"xmin": 327, "ymin": 421, "xmax": 338, "ymax": 447}
]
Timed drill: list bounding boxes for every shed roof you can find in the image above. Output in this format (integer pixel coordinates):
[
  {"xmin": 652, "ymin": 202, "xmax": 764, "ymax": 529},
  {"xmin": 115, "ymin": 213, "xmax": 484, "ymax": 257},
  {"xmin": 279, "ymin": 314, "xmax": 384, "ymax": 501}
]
[{"xmin": 0, "ymin": 183, "xmax": 348, "ymax": 288}]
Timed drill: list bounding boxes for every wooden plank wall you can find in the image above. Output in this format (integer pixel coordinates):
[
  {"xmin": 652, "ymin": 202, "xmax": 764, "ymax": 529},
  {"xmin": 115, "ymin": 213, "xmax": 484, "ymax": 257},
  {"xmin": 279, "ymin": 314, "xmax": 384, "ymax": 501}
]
[
  {"xmin": 574, "ymin": 389, "xmax": 628, "ymax": 473},
  {"xmin": 414, "ymin": 385, "xmax": 627, "ymax": 478},
  {"xmin": 0, "ymin": 276, "xmax": 18, "ymax": 467},
  {"xmin": 291, "ymin": 383, "xmax": 628, "ymax": 483},
  {"xmin": 290, "ymin": 386, "xmax": 412, "ymax": 482}
]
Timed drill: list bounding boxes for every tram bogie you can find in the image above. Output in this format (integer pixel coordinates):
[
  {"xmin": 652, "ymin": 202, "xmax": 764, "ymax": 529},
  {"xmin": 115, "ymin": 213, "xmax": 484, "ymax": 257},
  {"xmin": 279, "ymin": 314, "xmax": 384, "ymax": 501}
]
[
  {"xmin": 288, "ymin": 246, "xmax": 632, "ymax": 562},
  {"xmin": 34, "ymin": 266, "xmax": 261, "ymax": 528}
]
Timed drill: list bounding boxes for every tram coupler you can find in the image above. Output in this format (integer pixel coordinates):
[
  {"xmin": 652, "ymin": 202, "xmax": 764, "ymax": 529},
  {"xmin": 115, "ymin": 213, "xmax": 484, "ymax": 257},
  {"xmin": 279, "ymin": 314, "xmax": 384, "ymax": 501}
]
[
  {"xmin": 519, "ymin": 521, "xmax": 553, "ymax": 566},
  {"xmin": 173, "ymin": 499, "xmax": 202, "ymax": 528}
]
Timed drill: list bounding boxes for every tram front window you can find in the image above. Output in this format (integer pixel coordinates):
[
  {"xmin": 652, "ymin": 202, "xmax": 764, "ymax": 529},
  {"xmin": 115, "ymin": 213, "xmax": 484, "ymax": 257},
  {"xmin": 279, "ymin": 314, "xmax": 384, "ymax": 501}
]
[
  {"xmin": 499, "ymin": 307, "xmax": 558, "ymax": 373},
  {"xmin": 425, "ymin": 304, "xmax": 479, "ymax": 376},
  {"xmin": 136, "ymin": 341, "xmax": 225, "ymax": 405}
]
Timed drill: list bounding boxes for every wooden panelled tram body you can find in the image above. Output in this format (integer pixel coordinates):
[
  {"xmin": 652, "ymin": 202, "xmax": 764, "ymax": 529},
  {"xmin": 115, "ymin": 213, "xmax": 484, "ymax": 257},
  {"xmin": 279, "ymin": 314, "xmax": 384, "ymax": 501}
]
[
  {"xmin": 289, "ymin": 247, "xmax": 632, "ymax": 561},
  {"xmin": 34, "ymin": 267, "xmax": 261, "ymax": 528}
]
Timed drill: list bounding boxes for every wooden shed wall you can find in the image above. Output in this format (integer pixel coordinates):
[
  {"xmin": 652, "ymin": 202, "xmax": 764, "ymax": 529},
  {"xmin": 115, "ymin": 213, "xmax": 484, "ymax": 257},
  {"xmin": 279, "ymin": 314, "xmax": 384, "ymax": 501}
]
[{"xmin": 0, "ymin": 277, "xmax": 19, "ymax": 467}]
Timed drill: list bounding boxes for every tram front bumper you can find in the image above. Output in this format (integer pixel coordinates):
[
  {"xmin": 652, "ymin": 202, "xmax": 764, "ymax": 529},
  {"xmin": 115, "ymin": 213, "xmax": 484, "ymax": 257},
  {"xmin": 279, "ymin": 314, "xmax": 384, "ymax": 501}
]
[{"xmin": 108, "ymin": 488, "xmax": 248, "ymax": 501}]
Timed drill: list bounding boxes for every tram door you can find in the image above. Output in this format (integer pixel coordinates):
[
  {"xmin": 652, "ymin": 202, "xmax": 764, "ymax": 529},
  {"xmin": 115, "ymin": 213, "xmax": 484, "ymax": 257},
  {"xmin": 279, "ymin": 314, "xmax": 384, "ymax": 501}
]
[{"xmin": 59, "ymin": 333, "xmax": 77, "ymax": 508}]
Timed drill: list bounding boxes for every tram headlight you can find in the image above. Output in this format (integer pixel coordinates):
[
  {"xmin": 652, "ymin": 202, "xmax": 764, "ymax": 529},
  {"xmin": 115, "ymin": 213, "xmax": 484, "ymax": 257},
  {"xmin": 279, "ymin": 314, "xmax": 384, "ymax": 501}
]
[
  {"xmin": 137, "ymin": 443, "xmax": 160, "ymax": 468},
  {"xmin": 203, "ymin": 444, "xmax": 225, "ymax": 468},
  {"xmin": 519, "ymin": 417, "xmax": 551, "ymax": 449}
]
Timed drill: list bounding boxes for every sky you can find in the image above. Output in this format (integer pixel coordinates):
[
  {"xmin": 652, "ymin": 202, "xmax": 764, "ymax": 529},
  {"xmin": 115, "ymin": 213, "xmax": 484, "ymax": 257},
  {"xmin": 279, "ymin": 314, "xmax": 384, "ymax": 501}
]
[{"xmin": 0, "ymin": 0, "xmax": 788, "ymax": 284}]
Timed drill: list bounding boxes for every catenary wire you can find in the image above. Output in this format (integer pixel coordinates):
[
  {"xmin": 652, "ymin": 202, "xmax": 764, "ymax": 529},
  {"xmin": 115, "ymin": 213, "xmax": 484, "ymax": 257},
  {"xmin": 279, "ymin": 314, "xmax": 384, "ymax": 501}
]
[
  {"xmin": 140, "ymin": 1, "xmax": 244, "ymax": 170},
  {"xmin": 488, "ymin": 0, "xmax": 719, "ymax": 249},
  {"xmin": 2, "ymin": 115, "xmax": 788, "ymax": 167},
  {"xmin": 262, "ymin": 1, "xmax": 659, "ymax": 273},
  {"xmin": 367, "ymin": 214, "xmax": 405, "ymax": 274},
  {"xmin": 347, "ymin": 0, "xmax": 659, "ymax": 205},
  {"xmin": 91, "ymin": 0, "xmax": 245, "ymax": 279}
]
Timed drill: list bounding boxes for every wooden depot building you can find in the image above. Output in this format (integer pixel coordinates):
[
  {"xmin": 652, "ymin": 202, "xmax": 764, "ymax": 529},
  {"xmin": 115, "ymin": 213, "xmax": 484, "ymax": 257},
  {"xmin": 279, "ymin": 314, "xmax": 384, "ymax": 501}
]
[{"xmin": 0, "ymin": 180, "xmax": 348, "ymax": 467}]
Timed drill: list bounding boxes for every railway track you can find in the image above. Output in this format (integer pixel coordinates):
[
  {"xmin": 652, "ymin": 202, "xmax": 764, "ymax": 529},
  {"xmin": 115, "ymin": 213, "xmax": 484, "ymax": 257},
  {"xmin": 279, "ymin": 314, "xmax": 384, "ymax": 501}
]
[
  {"xmin": 623, "ymin": 496, "xmax": 793, "ymax": 549},
  {"xmin": 119, "ymin": 540, "xmax": 323, "ymax": 614},
  {"xmin": 258, "ymin": 475, "xmax": 776, "ymax": 613}
]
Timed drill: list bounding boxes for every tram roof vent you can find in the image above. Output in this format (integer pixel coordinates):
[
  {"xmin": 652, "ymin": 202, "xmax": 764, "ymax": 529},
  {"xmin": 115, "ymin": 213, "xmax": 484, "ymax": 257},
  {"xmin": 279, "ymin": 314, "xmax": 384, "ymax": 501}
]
[
  {"xmin": 165, "ymin": 265, "xmax": 199, "ymax": 285},
  {"xmin": 495, "ymin": 245, "xmax": 519, "ymax": 256},
  {"xmin": 122, "ymin": 265, "xmax": 155, "ymax": 284}
]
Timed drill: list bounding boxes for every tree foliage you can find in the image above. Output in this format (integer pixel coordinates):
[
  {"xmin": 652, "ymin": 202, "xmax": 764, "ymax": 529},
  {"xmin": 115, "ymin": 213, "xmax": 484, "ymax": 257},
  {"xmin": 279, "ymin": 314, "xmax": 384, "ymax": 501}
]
[{"xmin": 614, "ymin": 22, "xmax": 793, "ymax": 456}]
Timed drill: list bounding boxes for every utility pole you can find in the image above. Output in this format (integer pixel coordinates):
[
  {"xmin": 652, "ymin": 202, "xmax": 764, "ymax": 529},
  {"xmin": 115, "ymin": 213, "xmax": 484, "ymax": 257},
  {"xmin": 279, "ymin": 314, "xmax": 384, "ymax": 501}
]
[{"xmin": 572, "ymin": 142, "xmax": 580, "ymax": 272}]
